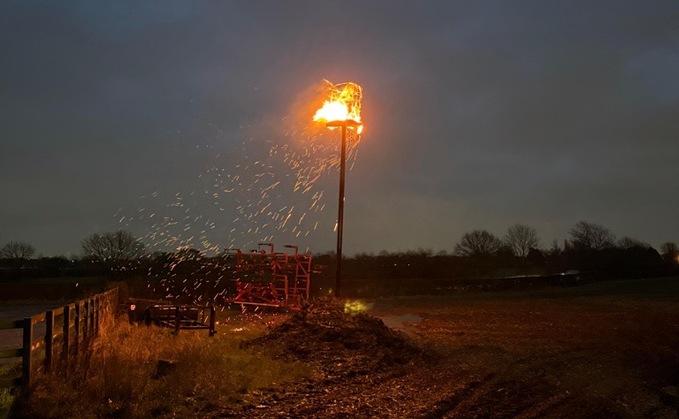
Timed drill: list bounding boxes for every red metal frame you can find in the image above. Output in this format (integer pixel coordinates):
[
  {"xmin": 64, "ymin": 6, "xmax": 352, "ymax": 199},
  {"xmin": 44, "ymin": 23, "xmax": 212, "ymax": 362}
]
[{"xmin": 230, "ymin": 243, "xmax": 312, "ymax": 309}]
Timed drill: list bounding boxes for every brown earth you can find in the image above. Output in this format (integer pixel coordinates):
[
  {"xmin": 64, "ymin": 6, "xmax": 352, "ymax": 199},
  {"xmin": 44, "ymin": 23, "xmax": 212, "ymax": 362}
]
[{"xmin": 216, "ymin": 278, "xmax": 679, "ymax": 418}]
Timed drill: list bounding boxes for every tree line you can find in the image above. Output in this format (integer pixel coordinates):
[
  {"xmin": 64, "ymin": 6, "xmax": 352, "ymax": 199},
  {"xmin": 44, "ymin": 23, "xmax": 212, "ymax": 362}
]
[{"xmin": 1, "ymin": 221, "xmax": 678, "ymax": 282}]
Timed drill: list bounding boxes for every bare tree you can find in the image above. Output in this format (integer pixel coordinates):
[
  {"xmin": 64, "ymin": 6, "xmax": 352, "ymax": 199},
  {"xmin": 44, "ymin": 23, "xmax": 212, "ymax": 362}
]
[
  {"xmin": 0, "ymin": 241, "xmax": 36, "ymax": 259},
  {"xmin": 547, "ymin": 239, "xmax": 562, "ymax": 257},
  {"xmin": 172, "ymin": 246, "xmax": 203, "ymax": 261},
  {"xmin": 454, "ymin": 230, "xmax": 504, "ymax": 257},
  {"xmin": 504, "ymin": 224, "xmax": 540, "ymax": 257},
  {"xmin": 617, "ymin": 236, "xmax": 650, "ymax": 249},
  {"xmin": 81, "ymin": 230, "xmax": 145, "ymax": 263},
  {"xmin": 660, "ymin": 242, "xmax": 678, "ymax": 264},
  {"xmin": 568, "ymin": 221, "xmax": 615, "ymax": 250}
]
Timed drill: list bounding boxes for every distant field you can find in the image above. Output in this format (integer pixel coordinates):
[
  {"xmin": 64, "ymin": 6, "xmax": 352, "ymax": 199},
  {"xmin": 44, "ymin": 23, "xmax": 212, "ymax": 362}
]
[
  {"xmin": 0, "ymin": 277, "xmax": 108, "ymax": 365},
  {"xmin": 370, "ymin": 275, "xmax": 679, "ymax": 308},
  {"xmin": 0, "ymin": 276, "xmax": 107, "ymax": 302},
  {"xmin": 362, "ymin": 276, "xmax": 679, "ymax": 417}
]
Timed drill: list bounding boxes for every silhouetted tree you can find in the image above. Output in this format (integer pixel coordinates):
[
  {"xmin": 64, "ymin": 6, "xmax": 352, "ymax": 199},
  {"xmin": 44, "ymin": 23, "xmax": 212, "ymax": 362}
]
[
  {"xmin": 542, "ymin": 240, "xmax": 565, "ymax": 273},
  {"xmin": 527, "ymin": 248, "xmax": 545, "ymax": 265},
  {"xmin": 504, "ymin": 224, "xmax": 540, "ymax": 257},
  {"xmin": 568, "ymin": 221, "xmax": 615, "ymax": 250},
  {"xmin": 0, "ymin": 241, "xmax": 36, "ymax": 259},
  {"xmin": 547, "ymin": 240, "xmax": 561, "ymax": 256},
  {"xmin": 617, "ymin": 237, "xmax": 650, "ymax": 250},
  {"xmin": 172, "ymin": 246, "xmax": 203, "ymax": 261},
  {"xmin": 81, "ymin": 230, "xmax": 145, "ymax": 263},
  {"xmin": 660, "ymin": 242, "xmax": 678, "ymax": 264},
  {"xmin": 454, "ymin": 230, "xmax": 504, "ymax": 257}
]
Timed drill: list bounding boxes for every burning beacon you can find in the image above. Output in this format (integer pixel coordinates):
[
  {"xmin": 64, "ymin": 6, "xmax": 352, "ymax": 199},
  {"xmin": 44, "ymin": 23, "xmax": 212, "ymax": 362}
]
[{"xmin": 313, "ymin": 80, "xmax": 364, "ymax": 297}]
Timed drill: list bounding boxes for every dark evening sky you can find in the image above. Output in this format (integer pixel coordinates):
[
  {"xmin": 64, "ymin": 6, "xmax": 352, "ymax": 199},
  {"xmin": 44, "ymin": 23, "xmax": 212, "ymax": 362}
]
[{"xmin": 1, "ymin": 1, "xmax": 678, "ymax": 257}]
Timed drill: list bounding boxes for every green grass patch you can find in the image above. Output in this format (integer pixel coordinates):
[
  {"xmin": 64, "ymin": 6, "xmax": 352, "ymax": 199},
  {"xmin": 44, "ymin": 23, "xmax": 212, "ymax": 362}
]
[
  {"xmin": 0, "ymin": 361, "xmax": 20, "ymax": 379},
  {"xmin": 0, "ymin": 363, "xmax": 19, "ymax": 419},
  {"xmin": 15, "ymin": 315, "xmax": 309, "ymax": 418},
  {"xmin": 0, "ymin": 387, "xmax": 13, "ymax": 419}
]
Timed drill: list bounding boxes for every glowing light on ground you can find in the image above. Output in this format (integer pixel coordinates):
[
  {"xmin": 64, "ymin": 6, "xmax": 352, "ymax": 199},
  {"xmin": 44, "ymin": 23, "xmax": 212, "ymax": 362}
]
[{"xmin": 344, "ymin": 300, "xmax": 372, "ymax": 315}]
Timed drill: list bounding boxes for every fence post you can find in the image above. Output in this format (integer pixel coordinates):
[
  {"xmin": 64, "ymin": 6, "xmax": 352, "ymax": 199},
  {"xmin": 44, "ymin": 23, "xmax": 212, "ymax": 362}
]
[
  {"xmin": 97, "ymin": 295, "xmax": 102, "ymax": 334},
  {"xmin": 92, "ymin": 298, "xmax": 96, "ymax": 334},
  {"xmin": 63, "ymin": 305, "xmax": 70, "ymax": 372},
  {"xmin": 83, "ymin": 299, "xmax": 89, "ymax": 342},
  {"xmin": 45, "ymin": 310, "xmax": 54, "ymax": 371},
  {"xmin": 174, "ymin": 305, "xmax": 181, "ymax": 334},
  {"xmin": 95, "ymin": 295, "xmax": 100, "ymax": 336},
  {"xmin": 91, "ymin": 297, "xmax": 96, "ymax": 336},
  {"xmin": 90, "ymin": 297, "xmax": 95, "ymax": 337},
  {"xmin": 74, "ymin": 302, "xmax": 80, "ymax": 356},
  {"xmin": 209, "ymin": 306, "xmax": 216, "ymax": 337},
  {"xmin": 22, "ymin": 317, "xmax": 33, "ymax": 387}
]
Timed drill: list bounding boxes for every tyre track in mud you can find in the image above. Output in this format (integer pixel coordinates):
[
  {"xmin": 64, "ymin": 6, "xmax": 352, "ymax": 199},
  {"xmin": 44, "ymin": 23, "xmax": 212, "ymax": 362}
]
[
  {"xmin": 217, "ymin": 354, "xmax": 590, "ymax": 418},
  {"xmin": 216, "ymin": 349, "xmax": 674, "ymax": 418},
  {"xmin": 418, "ymin": 374, "xmax": 492, "ymax": 418}
]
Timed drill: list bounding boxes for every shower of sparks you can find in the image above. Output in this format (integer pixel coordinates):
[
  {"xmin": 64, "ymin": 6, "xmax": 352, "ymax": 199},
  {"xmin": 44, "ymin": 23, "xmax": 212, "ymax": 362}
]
[{"xmin": 114, "ymin": 79, "xmax": 364, "ymax": 305}]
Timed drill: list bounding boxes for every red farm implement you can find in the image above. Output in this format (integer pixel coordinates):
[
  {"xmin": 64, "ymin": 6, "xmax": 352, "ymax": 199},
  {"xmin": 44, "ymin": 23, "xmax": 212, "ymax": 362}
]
[{"xmin": 229, "ymin": 243, "xmax": 313, "ymax": 310}]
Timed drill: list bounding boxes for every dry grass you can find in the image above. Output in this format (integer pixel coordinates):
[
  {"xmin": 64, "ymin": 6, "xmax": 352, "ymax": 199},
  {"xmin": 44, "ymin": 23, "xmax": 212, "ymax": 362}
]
[
  {"xmin": 0, "ymin": 362, "xmax": 19, "ymax": 419},
  {"xmin": 14, "ymin": 314, "xmax": 309, "ymax": 418},
  {"xmin": 0, "ymin": 388, "xmax": 12, "ymax": 419}
]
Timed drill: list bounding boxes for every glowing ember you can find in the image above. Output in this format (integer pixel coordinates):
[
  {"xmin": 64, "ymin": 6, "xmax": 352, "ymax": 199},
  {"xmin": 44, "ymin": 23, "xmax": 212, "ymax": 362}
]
[{"xmin": 313, "ymin": 80, "xmax": 364, "ymax": 134}]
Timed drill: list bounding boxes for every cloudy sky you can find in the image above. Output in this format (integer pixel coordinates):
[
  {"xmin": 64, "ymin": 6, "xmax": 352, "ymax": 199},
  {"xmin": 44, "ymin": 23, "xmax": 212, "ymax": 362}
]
[{"xmin": 1, "ymin": 1, "xmax": 678, "ymax": 257}]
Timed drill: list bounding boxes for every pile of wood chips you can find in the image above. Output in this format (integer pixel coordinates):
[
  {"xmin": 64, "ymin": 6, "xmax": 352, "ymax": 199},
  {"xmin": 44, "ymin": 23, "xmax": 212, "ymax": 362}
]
[{"xmin": 244, "ymin": 297, "xmax": 431, "ymax": 378}]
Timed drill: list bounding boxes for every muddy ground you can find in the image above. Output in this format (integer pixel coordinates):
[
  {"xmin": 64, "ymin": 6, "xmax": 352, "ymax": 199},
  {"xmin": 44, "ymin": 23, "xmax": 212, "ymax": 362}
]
[{"xmin": 215, "ymin": 277, "xmax": 679, "ymax": 418}]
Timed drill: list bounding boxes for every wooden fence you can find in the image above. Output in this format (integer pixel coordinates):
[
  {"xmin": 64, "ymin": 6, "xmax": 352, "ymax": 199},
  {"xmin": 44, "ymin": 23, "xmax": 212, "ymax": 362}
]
[
  {"xmin": 0, "ymin": 287, "xmax": 119, "ymax": 389},
  {"xmin": 142, "ymin": 304, "xmax": 216, "ymax": 336}
]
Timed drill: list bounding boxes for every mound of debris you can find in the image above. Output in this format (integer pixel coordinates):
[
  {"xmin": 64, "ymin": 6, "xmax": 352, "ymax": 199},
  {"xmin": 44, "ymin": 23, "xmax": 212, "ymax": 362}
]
[{"xmin": 244, "ymin": 298, "xmax": 432, "ymax": 377}]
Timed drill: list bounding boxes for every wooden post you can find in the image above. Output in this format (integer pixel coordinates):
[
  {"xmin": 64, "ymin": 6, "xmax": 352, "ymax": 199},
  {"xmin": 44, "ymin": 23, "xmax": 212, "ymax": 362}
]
[
  {"xmin": 91, "ymin": 297, "xmax": 96, "ymax": 337},
  {"xmin": 74, "ymin": 302, "xmax": 80, "ymax": 356},
  {"xmin": 45, "ymin": 310, "xmax": 54, "ymax": 371},
  {"xmin": 92, "ymin": 297, "xmax": 96, "ymax": 335},
  {"xmin": 209, "ymin": 306, "xmax": 216, "ymax": 337},
  {"xmin": 174, "ymin": 305, "xmax": 181, "ymax": 335},
  {"xmin": 63, "ymin": 305, "xmax": 70, "ymax": 372},
  {"xmin": 95, "ymin": 295, "xmax": 100, "ymax": 336},
  {"xmin": 98, "ymin": 295, "xmax": 103, "ymax": 333},
  {"xmin": 22, "ymin": 317, "xmax": 33, "ymax": 387},
  {"xmin": 87, "ymin": 298, "xmax": 96, "ymax": 340},
  {"xmin": 83, "ymin": 299, "xmax": 89, "ymax": 342}
]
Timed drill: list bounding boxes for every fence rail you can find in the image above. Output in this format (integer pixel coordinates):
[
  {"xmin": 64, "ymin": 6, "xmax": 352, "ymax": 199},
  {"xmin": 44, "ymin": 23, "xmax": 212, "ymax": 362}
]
[
  {"xmin": 141, "ymin": 304, "xmax": 216, "ymax": 336},
  {"xmin": 0, "ymin": 287, "xmax": 119, "ymax": 389}
]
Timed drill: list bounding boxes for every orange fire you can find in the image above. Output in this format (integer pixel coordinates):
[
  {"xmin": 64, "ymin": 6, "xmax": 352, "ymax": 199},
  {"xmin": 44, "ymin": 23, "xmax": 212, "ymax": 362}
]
[{"xmin": 313, "ymin": 80, "xmax": 363, "ymax": 134}]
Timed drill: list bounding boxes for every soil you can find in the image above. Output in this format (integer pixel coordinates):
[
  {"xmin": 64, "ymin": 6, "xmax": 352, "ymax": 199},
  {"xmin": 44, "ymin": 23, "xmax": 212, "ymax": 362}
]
[
  {"xmin": 243, "ymin": 298, "xmax": 433, "ymax": 380},
  {"xmin": 215, "ymin": 280, "xmax": 679, "ymax": 418}
]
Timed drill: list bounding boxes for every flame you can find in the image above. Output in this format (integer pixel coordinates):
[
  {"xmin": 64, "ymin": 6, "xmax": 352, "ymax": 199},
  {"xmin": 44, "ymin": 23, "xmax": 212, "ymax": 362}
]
[{"xmin": 313, "ymin": 80, "xmax": 363, "ymax": 134}]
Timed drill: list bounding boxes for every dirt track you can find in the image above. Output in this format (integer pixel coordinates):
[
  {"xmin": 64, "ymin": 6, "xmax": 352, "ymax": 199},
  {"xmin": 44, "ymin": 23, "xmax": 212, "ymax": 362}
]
[{"xmin": 216, "ymin": 278, "xmax": 679, "ymax": 418}]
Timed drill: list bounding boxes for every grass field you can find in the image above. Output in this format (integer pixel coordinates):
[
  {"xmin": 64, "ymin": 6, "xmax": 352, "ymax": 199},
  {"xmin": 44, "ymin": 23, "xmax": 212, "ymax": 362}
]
[
  {"xmin": 12, "ymin": 312, "xmax": 308, "ymax": 418},
  {"xmin": 8, "ymin": 276, "xmax": 679, "ymax": 417}
]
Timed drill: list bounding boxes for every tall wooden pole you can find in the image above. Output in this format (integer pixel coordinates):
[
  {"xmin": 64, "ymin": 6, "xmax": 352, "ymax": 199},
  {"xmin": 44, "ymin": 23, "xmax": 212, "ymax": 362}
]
[{"xmin": 335, "ymin": 122, "xmax": 347, "ymax": 297}]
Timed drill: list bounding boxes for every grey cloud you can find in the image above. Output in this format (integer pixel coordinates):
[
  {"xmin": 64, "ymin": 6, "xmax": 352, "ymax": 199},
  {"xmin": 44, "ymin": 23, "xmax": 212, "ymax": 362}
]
[{"xmin": 1, "ymin": 0, "xmax": 677, "ymax": 255}]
